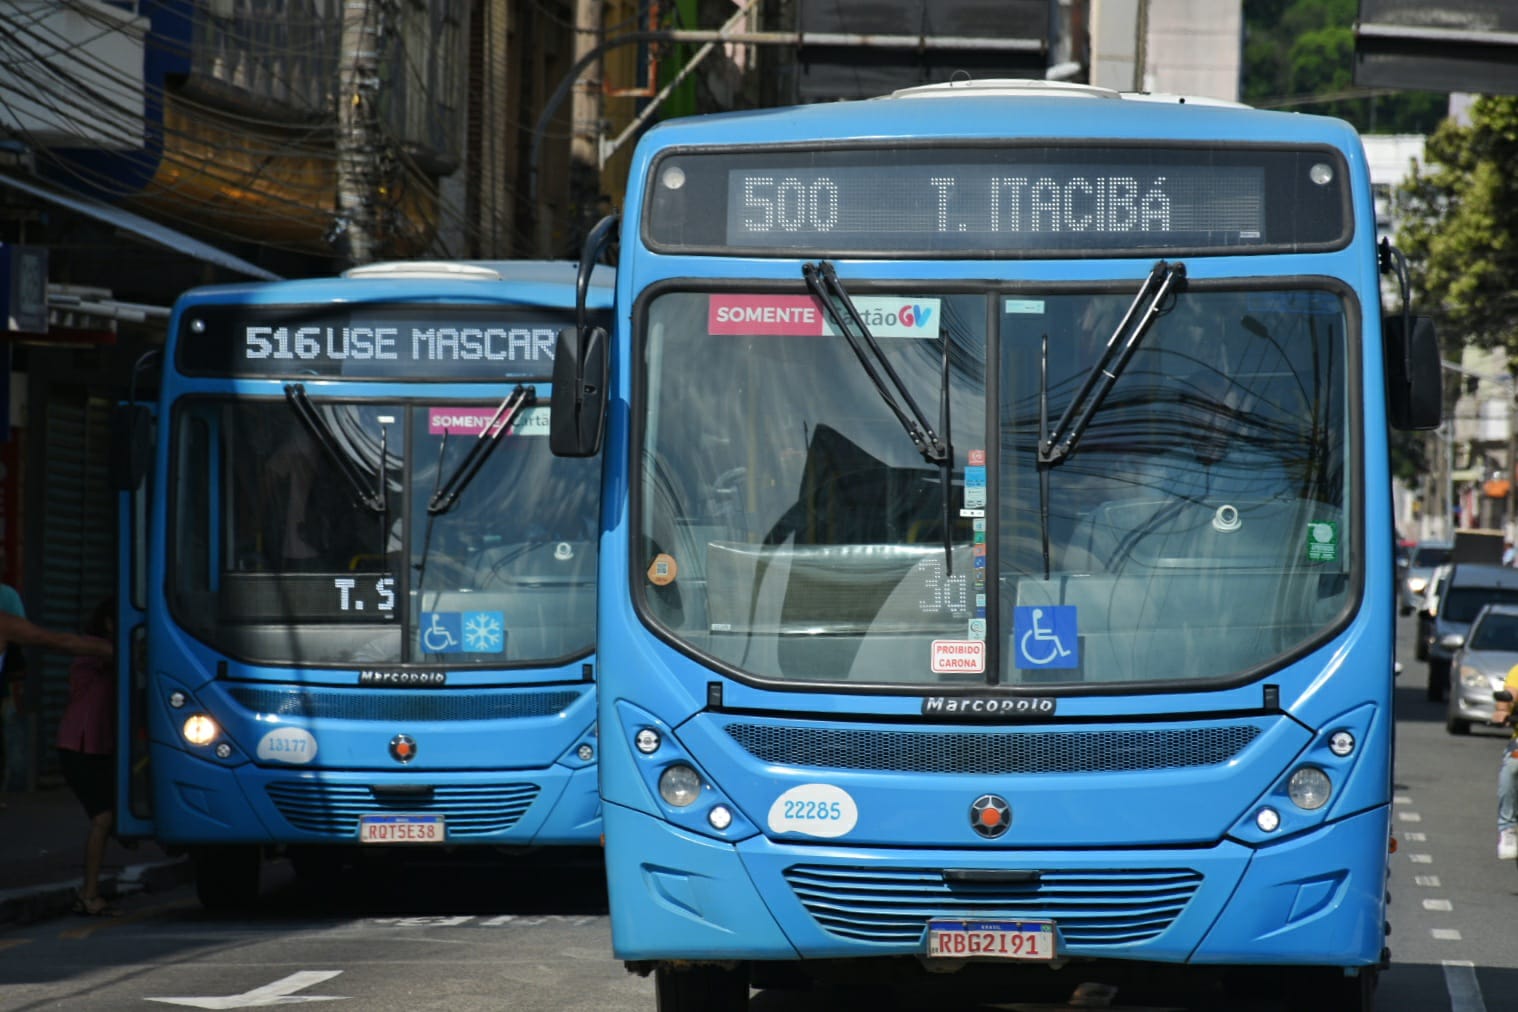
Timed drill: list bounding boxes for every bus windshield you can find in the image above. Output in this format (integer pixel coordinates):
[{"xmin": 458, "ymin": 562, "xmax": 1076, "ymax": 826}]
[
  {"xmin": 637, "ymin": 284, "xmax": 1349, "ymax": 689},
  {"xmin": 170, "ymin": 396, "xmax": 598, "ymax": 666}
]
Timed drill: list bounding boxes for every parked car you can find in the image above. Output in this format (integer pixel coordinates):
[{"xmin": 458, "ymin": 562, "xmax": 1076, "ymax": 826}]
[
  {"xmin": 1446, "ymin": 603, "xmax": 1518, "ymax": 734},
  {"xmin": 1415, "ymin": 563, "xmax": 1453, "ymax": 662},
  {"xmin": 1401, "ymin": 539, "xmax": 1453, "ymax": 615},
  {"xmin": 1426, "ymin": 563, "xmax": 1518, "ymax": 701}
]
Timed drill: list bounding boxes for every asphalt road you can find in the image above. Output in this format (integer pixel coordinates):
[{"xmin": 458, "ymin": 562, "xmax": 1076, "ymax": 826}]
[{"xmin": 2, "ymin": 615, "xmax": 1515, "ymax": 1011}]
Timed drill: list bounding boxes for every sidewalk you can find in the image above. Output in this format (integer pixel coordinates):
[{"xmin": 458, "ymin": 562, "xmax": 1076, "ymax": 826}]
[{"xmin": 0, "ymin": 784, "xmax": 191, "ymax": 925}]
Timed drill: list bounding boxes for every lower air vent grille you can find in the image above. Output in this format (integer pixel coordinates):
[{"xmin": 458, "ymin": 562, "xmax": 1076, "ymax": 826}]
[
  {"xmin": 783, "ymin": 864, "xmax": 1203, "ymax": 947},
  {"xmin": 266, "ymin": 781, "xmax": 540, "ymax": 838}
]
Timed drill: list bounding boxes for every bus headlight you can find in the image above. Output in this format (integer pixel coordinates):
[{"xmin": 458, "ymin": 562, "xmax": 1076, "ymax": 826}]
[
  {"xmin": 1287, "ymin": 766, "xmax": 1332, "ymax": 811},
  {"xmin": 658, "ymin": 764, "xmax": 703, "ymax": 807},
  {"xmin": 182, "ymin": 714, "xmax": 219, "ymax": 746}
]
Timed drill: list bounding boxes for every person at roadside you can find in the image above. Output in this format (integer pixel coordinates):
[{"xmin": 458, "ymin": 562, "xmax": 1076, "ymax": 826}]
[
  {"xmin": 1492, "ymin": 661, "xmax": 1518, "ymax": 860},
  {"xmin": 0, "ymin": 545, "xmax": 28, "ymax": 794},
  {"xmin": 55, "ymin": 598, "xmax": 118, "ymax": 916}
]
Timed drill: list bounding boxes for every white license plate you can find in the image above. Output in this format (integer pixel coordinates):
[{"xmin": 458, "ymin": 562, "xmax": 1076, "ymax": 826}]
[
  {"xmin": 359, "ymin": 814, "xmax": 446, "ymax": 843},
  {"xmin": 926, "ymin": 920, "xmax": 1056, "ymax": 960}
]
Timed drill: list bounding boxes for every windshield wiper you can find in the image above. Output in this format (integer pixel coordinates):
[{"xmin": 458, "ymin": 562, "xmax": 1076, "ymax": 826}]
[
  {"xmin": 1035, "ymin": 260, "xmax": 1185, "ymax": 577},
  {"xmin": 1038, "ymin": 260, "xmax": 1186, "ymax": 468},
  {"xmin": 803, "ymin": 261, "xmax": 950, "ymax": 465},
  {"xmin": 427, "ymin": 384, "xmax": 536, "ymax": 515},
  {"xmin": 284, "ymin": 384, "xmax": 385, "ymax": 512}
]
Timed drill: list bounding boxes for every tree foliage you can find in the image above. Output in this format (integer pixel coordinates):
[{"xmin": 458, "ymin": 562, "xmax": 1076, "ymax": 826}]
[
  {"xmin": 1241, "ymin": 0, "xmax": 1444, "ymax": 132},
  {"xmin": 1396, "ymin": 96, "xmax": 1518, "ymax": 354}
]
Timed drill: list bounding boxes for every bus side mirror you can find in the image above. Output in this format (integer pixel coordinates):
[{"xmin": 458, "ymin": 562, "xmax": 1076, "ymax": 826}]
[
  {"xmin": 549, "ymin": 324, "xmax": 607, "ymax": 458},
  {"xmin": 1385, "ymin": 314, "xmax": 1441, "ymax": 431},
  {"xmin": 108, "ymin": 404, "xmax": 152, "ymax": 491}
]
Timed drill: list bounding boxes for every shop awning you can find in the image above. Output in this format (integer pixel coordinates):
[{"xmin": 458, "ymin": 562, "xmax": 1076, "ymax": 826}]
[{"xmin": 0, "ymin": 171, "xmax": 280, "ymax": 281}]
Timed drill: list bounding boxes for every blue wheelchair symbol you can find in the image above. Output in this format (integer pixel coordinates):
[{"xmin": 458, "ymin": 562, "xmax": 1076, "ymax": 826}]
[{"xmin": 1013, "ymin": 606, "xmax": 1079, "ymax": 669}]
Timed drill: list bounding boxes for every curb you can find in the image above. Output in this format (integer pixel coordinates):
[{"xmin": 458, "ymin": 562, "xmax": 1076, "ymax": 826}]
[{"xmin": 0, "ymin": 856, "xmax": 192, "ymax": 926}]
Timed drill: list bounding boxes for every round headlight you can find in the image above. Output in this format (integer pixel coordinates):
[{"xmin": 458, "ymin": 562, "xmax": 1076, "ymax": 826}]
[
  {"xmin": 634, "ymin": 728, "xmax": 661, "ymax": 754},
  {"xmin": 1287, "ymin": 766, "xmax": 1332, "ymax": 811},
  {"xmin": 1256, "ymin": 807, "xmax": 1281, "ymax": 833},
  {"xmin": 182, "ymin": 714, "xmax": 219, "ymax": 746},
  {"xmin": 576, "ymin": 743, "xmax": 595, "ymax": 762},
  {"xmin": 168, "ymin": 690, "xmax": 188, "ymax": 709},
  {"xmin": 658, "ymin": 763, "xmax": 703, "ymax": 807},
  {"xmin": 1328, "ymin": 731, "xmax": 1355, "ymax": 757},
  {"xmin": 1461, "ymin": 666, "xmax": 1490, "ymax": 690},
  {"xmin": 708, "ymin": 805, "xmax": 733, "ymax": 831}
]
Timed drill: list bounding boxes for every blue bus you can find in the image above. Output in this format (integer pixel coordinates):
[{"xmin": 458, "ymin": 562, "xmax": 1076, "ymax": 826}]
[
  {"xmin": 114, "ymin": 260, "xmax": 611, "ymax": 908},
  {"xmin": 549, "ymin": 81, "xmax": 1440, "ymax": 1009}
]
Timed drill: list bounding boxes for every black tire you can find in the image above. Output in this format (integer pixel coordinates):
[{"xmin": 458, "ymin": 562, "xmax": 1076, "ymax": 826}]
[
  {"xmin": 1445, "ymin": 705, "xmax": 1471, "ymax": 735},
  {"xmin": 1426, "ymin": 659, "xmax": 1449, "ymax": 702},
  {"xmin": 1284, "ymin": 966, "xmax": 1378, "ymax": 1012},
  {"xmin": 192, "ymin": 845, "xmax": 261, "ymax": 911},
  {"xmin": 654, "ymin": 964, "xmax": 748, "ymax": 1012}
]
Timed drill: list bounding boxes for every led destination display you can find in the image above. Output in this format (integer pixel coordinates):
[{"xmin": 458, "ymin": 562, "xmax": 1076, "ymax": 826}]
[
  {"xmin": 645, "ymin": 145, "xmax": 1349, "ymax": 256},
  {"xmin": 178, "ymin": 304, "xmax": 594, "ymax": 380}
]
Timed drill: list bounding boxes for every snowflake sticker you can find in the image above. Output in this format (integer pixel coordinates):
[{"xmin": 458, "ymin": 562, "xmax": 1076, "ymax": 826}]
[{"xmin": 463, "ymin": 611, "xmax": 506, "ymax": 653}]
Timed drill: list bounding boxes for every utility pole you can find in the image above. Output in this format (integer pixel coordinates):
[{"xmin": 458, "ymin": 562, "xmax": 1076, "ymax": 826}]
[
  {"xmin": 566, "ymin": 0, "xmax": 605, "ymax": 254},
  {"xmin": 336, "ymin": 0, "xmax": 385, "ymax": 266}
]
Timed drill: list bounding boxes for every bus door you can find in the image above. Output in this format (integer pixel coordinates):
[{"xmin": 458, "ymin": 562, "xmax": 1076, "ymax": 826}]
[{"xmin": 110, "ymin": 400, "xmax": 155, "ymax": 838}]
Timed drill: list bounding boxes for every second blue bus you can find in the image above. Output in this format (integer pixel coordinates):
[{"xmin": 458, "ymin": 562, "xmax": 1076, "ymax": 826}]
[{"xmin": 115, "ymin": 259, "xmax": 611, "ymax": 907}]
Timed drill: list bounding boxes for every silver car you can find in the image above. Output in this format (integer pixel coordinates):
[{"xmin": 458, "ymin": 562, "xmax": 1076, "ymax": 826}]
[
  {"xmin": 1446, "ymin": 602, "xmax": 1518, "ymax": 734},
  {"xmin": 1401, "ymin": 539, "xmax": 1453, "ymax": 615}
]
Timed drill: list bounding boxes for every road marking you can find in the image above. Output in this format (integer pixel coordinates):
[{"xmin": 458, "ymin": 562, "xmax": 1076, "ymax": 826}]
[
  {"xmin": 148, "ymin": 970, "xmax": 346, "ymax": 1009},
  {"xmin": 1398, "ymin": 811, "xmax": 1423, "ymax": 822},
  {"xmin": 1409, "ymin": 853, "xmax": 1434, "ymax": 863},
  {"xmin": 1404, "ymin": 831, "xmax": 1428, "ymax": 842},
  {"xmin": 1432, "ymin": 928, "xmax": 1463, "ymax": 941},
  {"xmin": 1394, "ymin": 794, "xmax": 1413, "ymax": 804},
  {"xmin": 1414, "ymin": 875, "xmax": 1442, "ymax": 887},
  {"xmin": 1443, "ymin": 960, "xmax": 1488, "ymax": 1012},
  {"xmin": 1422, "ymin": 898, "xmax": 1453, "ymax": 911}
]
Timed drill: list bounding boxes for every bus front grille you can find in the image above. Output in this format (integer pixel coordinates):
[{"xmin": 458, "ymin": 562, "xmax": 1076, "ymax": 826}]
[
  {"xmin": 724, "ymin": 722, "xmax": 1260, "ymax": 774},
  {"xmin": 266, "ymin": 781, "xmax": 541, "ymax": 838},
  {"xmin": 228, "ymin": 686, "xmax": 582, "ymax": 722},
  {"xmin": 783, "ymin": 864, "xmax": 1203, "ymax": 946}
]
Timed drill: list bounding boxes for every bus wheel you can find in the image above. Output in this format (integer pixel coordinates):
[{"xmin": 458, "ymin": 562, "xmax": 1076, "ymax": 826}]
[
  {"xmin": 654, "ymin": 963, "xmax": 748, "ymax": 1011},
  {"xmin": 1285, "ymin": 966, "xmax": 1377, "ymax": 1011},
  {"xmin": 192, "ymin": 845, "xmax": 261, "ymax": 911}
]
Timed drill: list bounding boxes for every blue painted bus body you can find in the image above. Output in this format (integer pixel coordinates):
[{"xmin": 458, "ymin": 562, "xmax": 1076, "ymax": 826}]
[
  {"xmin": 118, "ymin": 261, "xmax": 610, "ymax": 869},
  {"xmin": 589, "ymin": 83, "xmax": 1401, "ymax": 998}
]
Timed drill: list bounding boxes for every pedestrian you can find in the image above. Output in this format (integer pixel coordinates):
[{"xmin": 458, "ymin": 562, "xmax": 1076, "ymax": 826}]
[
  {"xmin": 54, "ymin": 598, "xmax": 119, "ymax": 916},
  {"xmin": 0, "ymin": 544, "xmax": 28, "ymax": 795},
  {"xmin": 1493, "ymin": 663, "xmax": 1518, "ymax": 861}
]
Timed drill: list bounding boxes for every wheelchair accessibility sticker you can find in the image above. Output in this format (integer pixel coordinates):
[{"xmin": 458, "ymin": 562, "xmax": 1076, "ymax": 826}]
[
  {"xmin": 1013, "ymin": 606, "xmax": 1078, "ymax": 669},
  {"xmin": 420, "ymin": 611, "xmax": 506, "ymax": 653}
]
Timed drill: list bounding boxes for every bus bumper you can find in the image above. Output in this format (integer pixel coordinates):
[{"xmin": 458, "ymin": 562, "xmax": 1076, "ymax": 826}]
[
  {"xmin": 606, "ymin": 802, "xmax": 1387, "ymax": 966},
  {"xmin": 150, "ymin": 746, "xmax": 603, "ymax": 846}
]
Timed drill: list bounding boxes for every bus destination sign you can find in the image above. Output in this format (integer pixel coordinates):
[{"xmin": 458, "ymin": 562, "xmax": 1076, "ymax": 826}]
[
  {"xmin": 178, "ymin": 304, "xmax": 586, "ymax": 380},
  {"xmin": 645, "ymin": 145, "xmax": 1349, "ymax": 257}
]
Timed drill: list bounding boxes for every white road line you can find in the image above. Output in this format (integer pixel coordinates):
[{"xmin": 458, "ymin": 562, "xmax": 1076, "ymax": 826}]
[
  {"xmin": 1443, "ymin": 960, "xmax": 1488, "ymax": 1012},
  {"xmin": 1394, "ymin": 795, "xmax": 1414, "ymax": 804},
  {"xmin": 1409, "ymin": 853, "xmax": 1435, "ymax": 863},
  {"xmin": 1432, "ymin": 928, "xmax": 1463, "ymax": 940},
  {"xmin": 1398, "ymin": 811, "xmax": 1424, "ymax": 822},
  {"xmin": 1405, "ymin": 831, "xmax": 1428, "ymax": 841},
  {"xmin": 1422, "ymin": 898, "xmax": 1453, "ymax": 911},
  {"xmin": 1414, "ymin": 875, "xmax": 1442, "ymax": 887}
]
